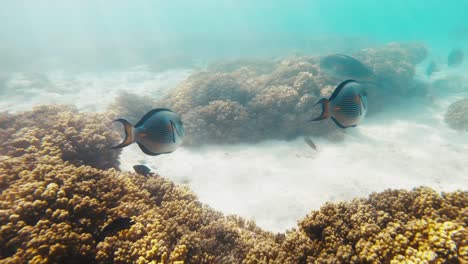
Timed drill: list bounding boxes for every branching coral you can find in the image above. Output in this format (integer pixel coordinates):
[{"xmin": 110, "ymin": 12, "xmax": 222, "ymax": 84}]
[
  {"xmin": 0, "ymin": 105, "xmax": 121, "ymax": 170},
  {"xmin": 0, "ymin": 114, "xmax": 276, "ymax": 263},
  {"xmin": 284, "ymin": 187, "xmax": 468, "ymax": 264},
  {"xmin": 0, "ymin": 108, "xmax": 286, "ymax": 263},
  {"xmin": 444, "ymin": 98, "xmax": 468, "ymax": 132}
]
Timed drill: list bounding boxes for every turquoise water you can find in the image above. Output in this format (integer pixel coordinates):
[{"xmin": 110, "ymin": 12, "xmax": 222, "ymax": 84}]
[
  {"xmin": 2, "ymin": 0, "xmax": 467, "ymax": 71},
  {"xmin": 1, "ymin": 4, "xmax": 468, "ymax": 263}
]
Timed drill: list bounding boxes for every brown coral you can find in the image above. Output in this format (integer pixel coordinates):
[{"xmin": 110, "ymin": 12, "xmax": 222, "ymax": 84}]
[
  {"xmin": 287, "ymin": 187, "xmax": 467, "ymax": 264},
  {"xmin": 0, "ymin": 145, "xmax": 277, "ymax": 264},
  {"xmin": 0, "ymin": 105, "xmax": 121, "ymax": 170}
]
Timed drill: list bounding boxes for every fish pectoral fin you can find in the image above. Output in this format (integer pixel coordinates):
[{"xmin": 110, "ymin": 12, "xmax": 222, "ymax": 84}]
[{"xmin": 137, "ymin": 142, "xmax": 161, "ymax": 156}]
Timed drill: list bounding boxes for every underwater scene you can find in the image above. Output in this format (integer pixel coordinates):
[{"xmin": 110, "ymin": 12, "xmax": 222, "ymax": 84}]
[{"xmin": 1, "ymin": 1, "xmax": 467, "ymax": 263}]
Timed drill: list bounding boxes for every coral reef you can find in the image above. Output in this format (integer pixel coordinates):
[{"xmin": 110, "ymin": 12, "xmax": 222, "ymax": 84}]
[
  {"xmin": 0, "ymin": 116, "xmax": 276, "ymax": 263},
  {"xmin": 445, "ymin": 98, "xmax": 468, "ymax": 132},
  {"xmin": 278, "ymin": 187, "xmax": 468, "ymax": 264},
  {"xmin": 0, "ymin": 105, "xmax": 121, "ymax": 170},
  {"xmin": 0, "ymin": 106, "xmax": 465, "ymax": 263},
  {"xmin": 130, "ymin": 42, "xmax": 427, "ymax": 146},
  {"xmin": 2, "ymin": 146, "xmax": 465, "ymax": 264}
]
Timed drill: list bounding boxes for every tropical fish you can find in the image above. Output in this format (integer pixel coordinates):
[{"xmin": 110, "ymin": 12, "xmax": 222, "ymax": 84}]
[
  {"xmin": 447, "ymin": 49, "xmax": 464, "ymax": 67},
  {"xmin": 96, "ymin": 217, "xmax": 135, "ymax": 242},
  {"xmin": 133, "ymin": 164, "xmax": 152, "ymax": 176},
  {"xmin": 320, "ymin": 54, "xmax": 374, "ymax": 80},
  {"xmin": 112, "ymin": 108, "xmax": 185, "ymax": 156},
  {"xmin": 310, "ymin": 80, "xmax": 368, "ymax": 128},
  {"xmin": 304, "ymin": 137, "xmax": 318, "ymax": 151},
  {"xmin": 425, "ymin": 61, "xmax": 439, "ymax": 77}
]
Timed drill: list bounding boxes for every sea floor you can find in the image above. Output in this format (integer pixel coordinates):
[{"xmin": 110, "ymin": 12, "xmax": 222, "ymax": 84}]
[{"xmin": 1, "ymin": 67, "xmax": 467, "ymax": 232}]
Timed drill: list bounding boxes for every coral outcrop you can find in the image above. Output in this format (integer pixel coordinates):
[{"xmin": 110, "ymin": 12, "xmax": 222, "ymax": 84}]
[
  {"xmin": 445, "ymin": 98, "xmax": 468, "ymax": 132},
  {"xmin": 126, "ymin": 42, "xmax": 427, "ymax": 146},
  {"xmin": 273, "ymin": 187, "xmax": 467, "ymax": 264},
  {"xmin": 0, "ymin": 107, "xmax": 276, "ymax": 263},
  {"xmin": 0, "ymin": 105, "xmax": 121, "ymax": 170},
  {"xmin": 108, "ymin": 91, "xmax": 157, "ymax": 125}
]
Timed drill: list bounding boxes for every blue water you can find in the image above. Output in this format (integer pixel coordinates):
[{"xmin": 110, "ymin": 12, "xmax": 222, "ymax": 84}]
[{"xmin": 1, "ymin": 0, "xmax": 467, "ymax": 71}]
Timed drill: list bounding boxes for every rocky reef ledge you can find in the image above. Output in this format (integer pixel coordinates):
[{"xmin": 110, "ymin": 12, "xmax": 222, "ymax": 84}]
[{"xmin": 0, "ymin": 105, "xmax": 466, "ymax": 263}]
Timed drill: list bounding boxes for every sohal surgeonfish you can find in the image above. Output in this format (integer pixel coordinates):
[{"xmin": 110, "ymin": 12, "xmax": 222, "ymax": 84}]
[
  {"xmin": 310, "ymin": 80, "xmax": 368, "ymax": 128},
  {"xmin": 448, "ymin": 49, "xmax": 464, "ymax": 67},
  {"xmin": 320, "ymin": 54, "xmax": 374, "ymax": 80},
  {"xmin": 112, "ymin": 108, "xmax": 185, "ymax": 155}
]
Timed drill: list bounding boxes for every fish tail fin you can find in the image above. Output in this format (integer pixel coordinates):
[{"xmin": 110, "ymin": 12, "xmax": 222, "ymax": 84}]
[
  {"xmin": 310, "ymin": 98, "xmax": 330, "ymax": 121},
  {"xmin": 112, "ymin": 119, "xmax": 136, "ymax": 149}
]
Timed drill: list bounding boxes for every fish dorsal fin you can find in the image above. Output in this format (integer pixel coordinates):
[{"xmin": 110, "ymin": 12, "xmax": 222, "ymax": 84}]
[
  {"xmin": 135, "ymin": 108, "xmax": 173, "ymax": 128},
  {"xmin": 329, "ymin": 80, "xmax": 359, "ymax": 101},
  {"xmin": 137, "ymin": 142, "xmax": 161, "ymax": 156}
]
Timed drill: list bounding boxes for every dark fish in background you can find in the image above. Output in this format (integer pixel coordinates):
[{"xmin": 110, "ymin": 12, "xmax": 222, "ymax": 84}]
[
  {"xmin": 96, "ymin": 217, "xmax": 135, "ymax": 242},
  {"xmin": 425, "ymin": 61, "xmax": 439, "ymax": 77},
  {"xmin": 310, "ymin": 80, "xmax": 368, "ymax": 128},
  {"xmin": 133, "ymin": 164, "xmax": 151, "ymax": 176},
  {"xmin": 320, "ymin": 54, "xmax": 374, "ymax": 80},
  {"xmin": 112, "ymin": 108, "xmax": 185, "ymax": 156},
  {"xmin": 304, "ymin": 137, "xmax": 318, "ymax": 151},
  {"xmin": 447, "ymin": 49, "xmax": 464, "ymax": 67}
]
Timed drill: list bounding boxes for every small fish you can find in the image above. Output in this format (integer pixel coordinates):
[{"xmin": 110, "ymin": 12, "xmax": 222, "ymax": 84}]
[
  {"xmin": 112, "ymin": 108, "xmax": 185, "ymax": 156},
  {"xmin": 97, "ymin": 217, "xmax": 135, "ymax": 242},
  {"xmin": 304, "ymin": 137, "xmax": 318, "ymax": 151},
  {"xmin": 133, "ymin": 164, "xmax": 151, "ymax": 176},
  {"xmin": 425, "ymin": 61, "xmax": 439, "ymax": 77},
  {"xmin": 447, "ymin": 49, "xmax": 464, "ymax": 67},
  {"xmin": 320, "ymin": 54, "xmax": 374, "ymax": 80},
  {"xmin": 310, "ymin": 80, "xmax": 368, "ymax": 128}
]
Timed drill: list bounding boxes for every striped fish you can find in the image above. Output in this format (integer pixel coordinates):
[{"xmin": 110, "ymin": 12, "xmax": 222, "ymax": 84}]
[
  {"xmin": 112, "ymin": 108, "xmax": 185, "ymax": 155},
  {"xmin": 310, "ymin": 80, "xmax": 368, "ymax": 128}
]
